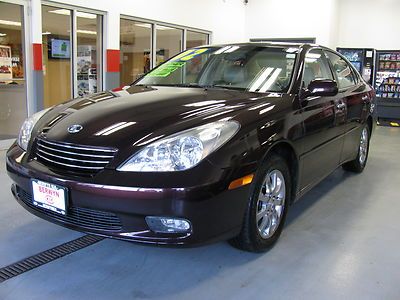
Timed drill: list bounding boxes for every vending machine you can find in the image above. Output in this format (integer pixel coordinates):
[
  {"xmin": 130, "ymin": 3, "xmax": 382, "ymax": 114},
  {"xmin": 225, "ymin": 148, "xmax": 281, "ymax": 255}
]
[
  {"xmin": 336, "ymin": 48, "xmax": 375, "ymax": 84},
  {"xmin": 374, "ymin": 50, "xmax": 400, "ymax": 121}
]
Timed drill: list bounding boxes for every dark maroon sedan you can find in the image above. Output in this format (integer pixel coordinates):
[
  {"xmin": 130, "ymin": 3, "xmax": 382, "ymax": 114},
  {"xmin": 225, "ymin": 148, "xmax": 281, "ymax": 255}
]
[{"xmin": 6, "ymin": 43, "xmax": 375, "ymax": 252}]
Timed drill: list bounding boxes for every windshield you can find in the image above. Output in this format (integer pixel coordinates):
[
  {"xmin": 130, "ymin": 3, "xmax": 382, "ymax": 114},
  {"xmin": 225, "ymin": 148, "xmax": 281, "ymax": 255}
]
[{"xmin": 136, "ymin": 45, "xmax": 298, "ymax": 93}]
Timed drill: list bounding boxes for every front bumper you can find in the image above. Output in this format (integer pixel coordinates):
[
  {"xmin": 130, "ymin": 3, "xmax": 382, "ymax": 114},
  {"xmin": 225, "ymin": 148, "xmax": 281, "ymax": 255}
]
[{"xmin": 6, "ymin": 143, "xmax": 251, "ymax": 246}]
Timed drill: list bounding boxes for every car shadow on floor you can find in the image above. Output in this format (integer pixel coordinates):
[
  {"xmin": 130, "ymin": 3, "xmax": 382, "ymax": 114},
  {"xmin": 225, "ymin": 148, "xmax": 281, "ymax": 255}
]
[{"xmin": 285, "ymin": 167, "xmax": 354, "ymax": 226}]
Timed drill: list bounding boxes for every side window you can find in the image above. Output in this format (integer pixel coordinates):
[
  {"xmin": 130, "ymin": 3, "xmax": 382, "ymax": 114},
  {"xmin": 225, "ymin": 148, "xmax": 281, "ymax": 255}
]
[
  {"xmin": 351, "ymin": 68, "xmax": 360, "ymax": 84},
  {"xmin": 325, "ymin": 51, "xmax": 356, "ymax": 89},
  {"xmin": 303, "ymin": 49, "xmax": 333, "ymax": 88}
]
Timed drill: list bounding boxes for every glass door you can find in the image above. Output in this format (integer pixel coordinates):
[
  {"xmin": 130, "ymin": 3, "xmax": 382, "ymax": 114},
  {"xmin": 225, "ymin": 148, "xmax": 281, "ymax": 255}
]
[
  {"xmin": 76, "ymin": 11, "xmax": 102, "ymax": 97},
  {"xmin": 42, "ymin": 5, "xmax": 72, "ymax": 108},
  {"xmin": 186, "ymin": 31, "xmax": 209, "ymax": 49},
  {"xmin": 120, "ymin": 19, "xmax": 152, "ymax": 86},
  {"xmin": 155, "ymin": 25, "xmax": 183, "ymax": 66},
  {"xmin": 42, "ymin": 6, "xmax": 103, "ymax": 107},
  {"xmin": 0, "ymin": 2, "xmax": 27, "ymax": 140}
]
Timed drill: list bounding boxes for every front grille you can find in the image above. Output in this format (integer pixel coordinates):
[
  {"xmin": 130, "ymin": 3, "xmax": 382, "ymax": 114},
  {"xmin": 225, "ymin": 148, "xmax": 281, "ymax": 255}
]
[
  {"xmin": 35, "ymin": 138, "xmax": 117, "ymax": 174},
  {"xmin": 16, "ymin": 186, "xmax": 123, "ymax": 232}
]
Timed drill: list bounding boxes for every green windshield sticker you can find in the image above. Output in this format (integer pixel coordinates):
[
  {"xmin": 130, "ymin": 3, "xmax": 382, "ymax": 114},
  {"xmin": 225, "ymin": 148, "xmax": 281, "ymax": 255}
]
[
  {"xmin": 172, "ymin": 48, "xmax": 209, "ymax": 62},
  {"xmin": 147, "ymin": 48, "xmax": 210, "ymax": 77},
  {"xmin": 148, "ymin": 61, "xmax": 186, "ymax": 77}
]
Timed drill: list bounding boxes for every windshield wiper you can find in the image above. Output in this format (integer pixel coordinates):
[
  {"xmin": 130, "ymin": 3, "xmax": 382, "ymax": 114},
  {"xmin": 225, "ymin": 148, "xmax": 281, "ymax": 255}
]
[
  {"xmin": 138, "ymin": 83, "xmax": 246, "ymax": 91},
  {"xmin": 172, "ymin": 83, "xmax": 246, "ymax": 91}
]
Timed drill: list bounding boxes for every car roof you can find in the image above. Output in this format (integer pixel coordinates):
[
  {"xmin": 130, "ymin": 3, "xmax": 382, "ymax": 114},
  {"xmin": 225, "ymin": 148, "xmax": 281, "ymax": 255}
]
[{"xmin": 201, "ymin": 42, "xmax": 327, "ymax": 50}]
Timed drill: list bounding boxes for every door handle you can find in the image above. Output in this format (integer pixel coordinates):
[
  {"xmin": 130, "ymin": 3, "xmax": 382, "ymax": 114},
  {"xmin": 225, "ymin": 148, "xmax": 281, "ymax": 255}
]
[{"xmin": 336, "ymin": 102, "xmax": 346, "ymax": 110}]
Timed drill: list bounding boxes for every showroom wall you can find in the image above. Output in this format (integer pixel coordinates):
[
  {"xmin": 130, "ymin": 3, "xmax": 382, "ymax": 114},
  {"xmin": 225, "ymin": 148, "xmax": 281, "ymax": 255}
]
[
  {"xmin": 49, "ymin": 0, "xmax": 247, "ymax": 46},
  {"xmin": 244, "ymin": 0, "xmax": 339, "ymax": 48},
  {"xmin": 38, "ymin": 0, "xmax": 400, "ymax": 50},
  {"xmin": 336, "ymin": 0, "xmax": 400, "ymax": 49},
  {"xmin": 244, "ymin": 0, "xmax": 400, "ymax": 50}
]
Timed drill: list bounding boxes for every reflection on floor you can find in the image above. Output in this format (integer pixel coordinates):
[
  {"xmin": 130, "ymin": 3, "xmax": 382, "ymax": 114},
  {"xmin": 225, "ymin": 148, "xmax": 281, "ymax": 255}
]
[
  {"xmin": 0, "ymin": 139, "xmax": 15, "ymax": 151},
  {"xmin": 0, "ymin": 126, "xmax": 399, "ymax": 299},
  {"xmin": 0, "ymin": 135, "xmax": 16, "ymax": 140}
]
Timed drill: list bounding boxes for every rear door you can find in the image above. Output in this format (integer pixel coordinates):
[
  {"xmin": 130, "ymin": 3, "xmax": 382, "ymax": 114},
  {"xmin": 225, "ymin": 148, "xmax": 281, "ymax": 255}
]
[
  {"xmin": 299, "ymin": 49, "xmax": 346, "ymax": 191},
  {"xmin": 324, "ymin": 51, "xmax": 369, "ymax": 163}
]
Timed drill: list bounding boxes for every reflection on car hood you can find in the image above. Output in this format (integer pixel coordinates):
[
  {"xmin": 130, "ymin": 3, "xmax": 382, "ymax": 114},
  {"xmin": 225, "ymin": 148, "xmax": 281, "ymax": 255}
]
[{"xmin": 37, "ymin": 85, "xmax": 282, "ymax": 150}]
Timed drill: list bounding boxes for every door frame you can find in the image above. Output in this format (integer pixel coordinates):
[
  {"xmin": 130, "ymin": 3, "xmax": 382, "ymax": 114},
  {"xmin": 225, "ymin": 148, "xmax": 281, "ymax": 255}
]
[{"xmin": 42, "ymin": 1, "xmax": 105, "ymax": 99}]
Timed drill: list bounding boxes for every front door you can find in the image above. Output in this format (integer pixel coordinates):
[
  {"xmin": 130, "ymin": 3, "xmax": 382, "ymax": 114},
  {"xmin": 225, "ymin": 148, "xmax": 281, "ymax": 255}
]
[
  {"xmin": 325, "ymin": 50, "xmax": 369, "ymax": 163},
  {"xmin": 298, "ymin": 49, "xmax": 346, "ymax": 191}
]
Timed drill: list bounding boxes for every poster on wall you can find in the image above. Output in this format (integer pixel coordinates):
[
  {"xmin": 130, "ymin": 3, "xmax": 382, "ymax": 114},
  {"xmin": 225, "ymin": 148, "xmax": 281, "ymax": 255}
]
[
  {"xmin": 77, "ymin": 45, "xmax": 97, "ymax": 96},
  {"xmin": 0, "ymin": 45, "xmax": 12, "ymax": 80}
]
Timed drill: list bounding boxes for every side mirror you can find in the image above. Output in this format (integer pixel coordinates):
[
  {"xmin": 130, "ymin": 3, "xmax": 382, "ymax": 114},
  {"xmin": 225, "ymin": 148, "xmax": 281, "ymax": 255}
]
[{"xmin": 302, "ymin": 79, "xmax": 338, "ymax": 99}]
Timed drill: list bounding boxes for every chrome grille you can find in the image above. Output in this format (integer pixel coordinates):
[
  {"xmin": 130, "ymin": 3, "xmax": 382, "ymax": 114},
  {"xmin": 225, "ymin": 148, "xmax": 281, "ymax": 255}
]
[{"xmin": 35, "ymin": 138, "xmax": 117, "ymax": 174}]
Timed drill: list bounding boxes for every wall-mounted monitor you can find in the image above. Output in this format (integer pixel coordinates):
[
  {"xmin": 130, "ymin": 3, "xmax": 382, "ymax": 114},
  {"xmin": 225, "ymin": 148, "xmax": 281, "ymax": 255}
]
[{"xmin": 48, "ymin": 37, "xmax": 70, "ymax": 59}]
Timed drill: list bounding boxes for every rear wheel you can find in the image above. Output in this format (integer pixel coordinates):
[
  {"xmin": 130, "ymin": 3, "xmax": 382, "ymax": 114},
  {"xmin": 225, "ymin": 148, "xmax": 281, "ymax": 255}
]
[
  {"xmin": 342, "ymin": 124, "xmax": 370, "ymax": 173},
  {"xmin": 230, "ymin": 154, "xmax": 291, "ymax": 252}
]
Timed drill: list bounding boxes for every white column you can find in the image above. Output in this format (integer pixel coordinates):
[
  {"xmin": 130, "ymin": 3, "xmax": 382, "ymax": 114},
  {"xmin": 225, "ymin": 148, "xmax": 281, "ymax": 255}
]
[
  {"xmin": 30, "ymin": 0, "xmax": 42, "ymax": 44},
  {"xmin": 104, "ymin": 9, "xmax": 120, "ymax": 50}
]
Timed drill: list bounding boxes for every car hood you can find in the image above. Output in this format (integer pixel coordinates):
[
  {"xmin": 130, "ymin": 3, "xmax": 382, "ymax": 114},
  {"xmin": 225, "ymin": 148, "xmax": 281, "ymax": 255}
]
[{"xmin": 37, "ymin": 85, "xmax": 283, "ymax": 150}]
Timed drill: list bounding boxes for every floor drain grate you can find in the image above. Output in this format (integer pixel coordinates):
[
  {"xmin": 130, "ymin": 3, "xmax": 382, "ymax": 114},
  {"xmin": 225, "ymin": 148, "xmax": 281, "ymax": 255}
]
[{"xmin": 0, "ymin": 234, "xmax": 104, "ymax": 283}]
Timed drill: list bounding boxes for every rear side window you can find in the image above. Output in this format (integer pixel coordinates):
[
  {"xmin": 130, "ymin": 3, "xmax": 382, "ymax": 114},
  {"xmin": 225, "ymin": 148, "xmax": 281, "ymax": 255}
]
[
  {"xmin": 325, "ymin": 51, "xmax": 356, "ymax": 90},
  {"xmin": 302, "ymin": 49, "xmax": 333, "ymax": 88}
]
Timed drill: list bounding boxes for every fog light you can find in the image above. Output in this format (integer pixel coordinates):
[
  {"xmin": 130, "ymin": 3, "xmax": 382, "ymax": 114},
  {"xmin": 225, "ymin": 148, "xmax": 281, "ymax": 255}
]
[{"xmin": 146, "ymin": 216, "xmax": 191, "ymax": 233}]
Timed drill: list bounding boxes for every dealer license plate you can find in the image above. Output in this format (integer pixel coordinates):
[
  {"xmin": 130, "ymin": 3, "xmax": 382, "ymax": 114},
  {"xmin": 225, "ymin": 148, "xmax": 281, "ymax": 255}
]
[{"xmin": 31, "ymin": 179, "xmax": 67, "ymax": 215}]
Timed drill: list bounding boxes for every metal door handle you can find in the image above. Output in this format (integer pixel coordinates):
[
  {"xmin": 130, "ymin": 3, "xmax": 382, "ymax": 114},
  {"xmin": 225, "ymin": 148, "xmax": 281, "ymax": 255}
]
[{"xmin": 336, "ymin": 103, "xmax": 346, "ymax": 110}]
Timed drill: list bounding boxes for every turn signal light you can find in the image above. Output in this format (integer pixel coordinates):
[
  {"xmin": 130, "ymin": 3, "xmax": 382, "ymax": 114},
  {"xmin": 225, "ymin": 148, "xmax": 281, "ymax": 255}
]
[{"xmin": 228, "ymin": 174, "xmax": 254, "ymax": 190}]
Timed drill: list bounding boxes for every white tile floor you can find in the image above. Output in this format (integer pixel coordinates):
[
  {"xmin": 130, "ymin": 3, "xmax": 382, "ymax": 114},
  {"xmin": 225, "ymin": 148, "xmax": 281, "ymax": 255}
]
[{"xmin": 0, "ymin": 126, "xmax": 399, "ymax": 299}]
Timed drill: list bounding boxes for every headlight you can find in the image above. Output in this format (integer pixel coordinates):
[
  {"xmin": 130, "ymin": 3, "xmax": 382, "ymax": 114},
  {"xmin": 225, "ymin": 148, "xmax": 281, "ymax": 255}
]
[
  {"xmin": 18, "ymin": 108, "xmax": 51, "ymax": 151},
  {"xmin": 118, "ymin": 121, "xmax": 240, "ymax": 172}
]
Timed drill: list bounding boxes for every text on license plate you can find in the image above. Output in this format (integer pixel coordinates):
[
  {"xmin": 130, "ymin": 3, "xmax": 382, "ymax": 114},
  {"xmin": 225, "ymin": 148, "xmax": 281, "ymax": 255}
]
[{"xmin": 31, "ymin": 180, "xmax": 67, "ymax": 215}]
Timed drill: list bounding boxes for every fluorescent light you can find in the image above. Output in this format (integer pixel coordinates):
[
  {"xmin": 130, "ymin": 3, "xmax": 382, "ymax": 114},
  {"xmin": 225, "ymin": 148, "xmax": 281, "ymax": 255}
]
[
  {"xmin": 259, "ymin": 105, "xmax": 275, "ymax": 115},
  {"xmin": 0, "ymin": 20, "xmax": 21, "ymax": 27},
  {"xmin": 285, "ymin": 47, "xmax": 298, "ymax": 53},
  {"xmin": 135, "ymin": 23, "xmax": 168, "ymax": 30},
  {"xmin": 48, "ymin": 9, "xmax": 96, "ymax": 19},
  {"xmin": 249, "ymin": 67, "xmax": 274, "ymax": 92},
  {"xmin": 48, "ymin": 9, "xmax": 70, "ymax": 16},
  {"xmin": 214, "ymin": 46, "xmax": 232, "ymax": 55},
  {"xmin": 224, "ymin": 46, "xmax": 240, "ymax": 53},
  {"xmin": 0, "ymin": 33, "xmax": 6, "ymax": 37},
  {"xmin": 156, "ymin": 25, "xmax": 174, "ymax": 31},
  {"xmin": 306, "ymin": 53, "xmax": 321, "ymax": 59},
  {"xmin": 76, "ymin": 12, "xmax": 97, "ymax": 19},
  {"xmin": 259, "ymin": 68, "xmax": 282, "ymax": 93},
  {"xmin": 135, "ymin": 23, "xmax": 151, "ymax": 29},
  {"xmin": 248, "ymin": 103, "xmax": 271, "ymax": 111},
  {"xmin": 184, "ymin": 100, "xmax": 226, "ymax": 107},
  {"xmin": 42, "ymin": 31, "xmax": 51, "ymax": 35},
  {"xmin": 77, "ymin": 29, "xmax": 97, "ymax": 35},
  {"xmin": 95, "ymin": 122, "xmax": 136, "ymax": 136},
  {"xmin": 213, "ymin": 45, "xmax": 239, "ymax": 55}
]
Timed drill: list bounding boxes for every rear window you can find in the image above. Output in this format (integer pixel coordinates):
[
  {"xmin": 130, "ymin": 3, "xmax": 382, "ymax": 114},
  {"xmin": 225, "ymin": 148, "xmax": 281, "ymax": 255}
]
[{"xmin": 325, "ymin": 51, "xmax": 356, "ymax": 90}]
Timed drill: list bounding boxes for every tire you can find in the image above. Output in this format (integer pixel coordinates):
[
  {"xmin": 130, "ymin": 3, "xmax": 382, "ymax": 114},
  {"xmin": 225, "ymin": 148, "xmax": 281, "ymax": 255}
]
[
  {"xmin": 342, "ymin": 124, "xmax": 370, "ymax": 173},
  {"xmin": 229, "ymin": 153, "xmax": 291, "ymax": 252}
]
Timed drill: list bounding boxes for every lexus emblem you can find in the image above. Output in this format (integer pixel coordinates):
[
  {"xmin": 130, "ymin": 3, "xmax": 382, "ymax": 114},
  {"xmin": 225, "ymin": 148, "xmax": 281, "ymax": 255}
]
[{"xmin": 68, "ymin": 124, "xmax": 83, "ymax": 134}]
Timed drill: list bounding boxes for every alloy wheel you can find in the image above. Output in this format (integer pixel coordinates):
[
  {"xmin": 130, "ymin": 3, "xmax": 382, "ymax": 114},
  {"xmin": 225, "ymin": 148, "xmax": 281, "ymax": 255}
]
[
  {"xmin": 256, "ymin": 169, "xmax": 286, "ymax": 239},
  {"xmin": 359, "ymin": 127, "xmax": 369, "ymax": 165}
]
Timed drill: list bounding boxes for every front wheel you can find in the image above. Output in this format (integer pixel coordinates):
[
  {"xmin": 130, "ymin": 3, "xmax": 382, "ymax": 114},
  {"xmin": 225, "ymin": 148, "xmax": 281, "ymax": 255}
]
[
  {"xmin": 342, "ymin": 124, "xmax": 370, "ymax": 173},
  {"xmin": 229, "ymin": 154, "xmax": 291, "ymax": 252}
]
